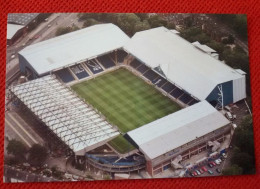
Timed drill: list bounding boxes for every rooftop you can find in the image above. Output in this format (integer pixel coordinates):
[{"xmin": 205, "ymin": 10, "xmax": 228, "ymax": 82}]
[
  {"xmin": 126, "ymin": 101, "xmax": 230, "ymax": 159},
  {"xmin": 124, "ymin": 27, "xmax": 244, "ymax": 100},
  {"xmin": 11, "ymin": 75, "xmax": 119, "ymax": 155},
  {"xmin": 19, "ymin": 23, "xmax": 130, "ymax": 76}
]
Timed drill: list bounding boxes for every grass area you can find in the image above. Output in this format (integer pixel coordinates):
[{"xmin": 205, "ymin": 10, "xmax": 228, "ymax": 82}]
[{"xmin": 71, "ymin": 68, "xmax": 181, "ymax": 153}]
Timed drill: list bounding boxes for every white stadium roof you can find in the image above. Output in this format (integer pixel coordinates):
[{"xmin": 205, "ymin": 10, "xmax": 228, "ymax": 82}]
[
  {"xmin": 19, "ymin": 24, "xmax": 130, "ymax": 76},
  {"xmin": 127, "ymin": 101, "xmax": 230, "ymax": 160},
  {"xmin": 124, "ymin": 27, "xmax": 244, "ymax": 100},
  {"xmin": 11, "ymin": 75, "xmax": 119, "ymax": 155},
  {"xmin": 7, "ymin": 24, "xmax": 24, "ymax": 40}
]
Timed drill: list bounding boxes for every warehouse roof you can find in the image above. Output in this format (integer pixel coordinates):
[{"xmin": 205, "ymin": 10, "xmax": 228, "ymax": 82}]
[
  {"xmin": 8, "ymin": 13, "xmax": 39, "ymax": 26},
  {"xmin": 11, "ymin": 75, "xmax": 119, "ymax": 155},
  {"xmin": 124, "ymin": 27, "xmax": 244, "ymax": 100},
  {"xmin": 126, "ymin": 101, "xmax": 230, "ymax": 159},
  {"xmin": 19, "ymin": 24, "xmax": 130, "ymax": 76},
  {"xmin": 7, "ymin": 24, "xmax": 24, "ymax": 40}
]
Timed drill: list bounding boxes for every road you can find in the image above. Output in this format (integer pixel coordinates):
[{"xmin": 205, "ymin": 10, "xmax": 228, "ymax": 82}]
[
  {"xmin": 6, "ymin": 13, "xmax": 84, "ymax": 82},
  {"xmin": 5, "ymin": 111, "xmax": 44, "ymax": 148},
  {"xmin": 4, "ymin": 165, "xmax": 58, "ymax": 183}
]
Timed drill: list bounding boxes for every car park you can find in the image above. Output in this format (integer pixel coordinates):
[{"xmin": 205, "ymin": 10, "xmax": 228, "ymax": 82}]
[
  {"xmin": 208, "ymin": 162, "xmax": 214, "ymax": 168},
  {"xmin": 208, "ymin": 170, "xmax": 213, "ymax": 174},
  {"xmin": 191, "ymin": 171, "xmax": 198, "ymax": 177},
  {"xmin": 202, "ymin": 166, "xmax": 207, "ymax": 172},
  {"xmin": 215, "ymin": 159, "xmax": 221, "ymax": 165}
]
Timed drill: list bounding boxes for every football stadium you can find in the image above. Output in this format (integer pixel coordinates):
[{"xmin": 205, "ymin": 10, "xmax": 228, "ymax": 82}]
[{"xmin": 10, "ymin": 23, "xmax": 246, "ymax": 176}]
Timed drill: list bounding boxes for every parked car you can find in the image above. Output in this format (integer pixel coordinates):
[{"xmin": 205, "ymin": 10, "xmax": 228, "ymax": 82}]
[
  {"xmin": 211, "ymin": 161, "xmax": 216, "ymax": 166},
  {"xmin": 215, "ymin": 159, "xmax": 221, "ymax": 165},
  {"xmin": 216, "ymin": 168, "xmax": 221, "ymax": 173},
  {"xmin": 192, "ymin": 171, "xmax": 197, "ymax": 176},
  {"xmin": 208, "ymin": 162, "xmax": 214, "ymax": 168},
  {"xmin": 225, "ymin": 112, "xmax": 234, "ymax": 121},
  {"xmin": 195, "ymin": 170, "xmax": 201, "ymax": 175},
  {"xmin": 202, "ymin": 166, "xmax": 207, "ymax": 172},
  {"xmin": 222, "ymin": 153, "xmax": 227, "ymax": 158},
  {"xmin": 208, "ymin": 170, "xmax": 213, "ymax": 174},
  {"xmin": 199, "ymin": 168, "xmax": 204, "ymax": 174}
]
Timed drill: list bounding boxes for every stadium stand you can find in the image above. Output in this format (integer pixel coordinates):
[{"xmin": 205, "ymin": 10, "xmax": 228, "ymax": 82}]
[
  {"xmin": 70, "ymin": 64, "xmax": 89, "ymax": 79},
  {"xmin": 117, "ymin": 49, "xmax": 128, "ymax": 63},
  {"xmin": 97, "ymin": 54, "xmax": 116, "ymax": 69},
  {"xmin": 109, "ymin": 51, "xmax": 116, "ymax": 62},
  {"xmin": 143, "ymin": 69, "xmax": 159, "ymax": 81},
  {"xmin": 55, "ymin": 68, "xmax": 75, "ymax": 83},
  {"xmin": 85, "ymin": 60, "xmax": 104, "ymax": 74},
  {"xmin": 188, "ymin": 98, "xmax": 199, "ymax": 106},
  {"xmin": 137, "ymin": 64, "xmax": 149, "ymax": 74},
  {"xmin": 153, "ymin": 77, "xmax": 167, "ymax": 87},
  {"xmin": 170, "ymin": 87, "xmax": 184, "ymax": 99},
  {"xmin": 161, "ymin": 82, "xmax": 177, "ymax": 93},
  {"xmin": 178, "ymin": 93, "xmax": 194, "ymax": 104},
  {"xmin": 130, "ymin": 59, "xmax": 142, "ymax": 68}
]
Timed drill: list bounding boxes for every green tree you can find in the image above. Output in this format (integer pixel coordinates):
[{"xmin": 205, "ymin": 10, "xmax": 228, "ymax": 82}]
[
  {"xmin": 28, "ymin": 144, "xmax": 48, "ymax": 166},
  {"xmin": 6, "ymin": 139, "xmax": 27, "ymax": 158},
  {"xmin": 148, "ymin": 15, "xmax": 168, "ymax": 28},
  {"xmin": 117, "ymin": 13, "xmax": 141, "ymax": 36},
  {"xmin": 83, "ymin": 18, "xmax": 101, "ymax": 28},
  {"xmin": 134, "ymin": 20, "xmax": 151, "ymax": 33},
  {"xmin": 55, "ymin": 27, "xmax": 72, "ymax": 36},
  {"xmin": 222, "ymin": 164, "xmax": 243, "ymax": 175}
]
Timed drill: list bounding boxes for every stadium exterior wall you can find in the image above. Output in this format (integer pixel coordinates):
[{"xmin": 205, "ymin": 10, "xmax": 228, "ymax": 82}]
[
  {"xmin": 19, "ymin": 54, "xmax": 40, "ymax": 78},
  {"xmin": 233, "ymin": 76, "xmax": 246, "ymax": 103},
  {"xmin": 206, "ymin": 81, "xmax": 233, "ymax": 106},
  {"xmin": 145, "ymin": 124, "xmax": 232, "ymax": 176}
]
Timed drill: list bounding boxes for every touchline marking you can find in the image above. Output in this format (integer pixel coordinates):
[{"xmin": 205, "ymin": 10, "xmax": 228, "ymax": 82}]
[
  {"xmin": 5, "ymin": 119, "xmax": 32, "ymax": 148},
  {"xmin": 8, "ymin": 113, "xmax": 38, "ymax": 144}
]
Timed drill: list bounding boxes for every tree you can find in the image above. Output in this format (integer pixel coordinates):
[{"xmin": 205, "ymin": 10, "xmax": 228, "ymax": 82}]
[
  {"xmin": 134, "ymin": 20, "xmax": 151, "ymax": 33},
  {"xmin": 55, "ymin": 27, "xmax": 72, "ymax": 36},
  {"xmin": 28, "ymin": 144, "xmax": 48, "ymax": 166},
  {"xmin": 6, "ymin": 139, "xmax": 27, "ymax": 158},
  {"xmin": 83, "ymin": 19, "xmax": 101, "ymax": 28},
  {"xmin": 148, "ymin": 15, "xmax": 168, "ymax": 28},
  {"xmin": 222, "ymin": 164, "xmax": 243, "ymax": 175},
  {"xmin": 116, "ymin": 13, "xmax": 141, "ymax": 36}
]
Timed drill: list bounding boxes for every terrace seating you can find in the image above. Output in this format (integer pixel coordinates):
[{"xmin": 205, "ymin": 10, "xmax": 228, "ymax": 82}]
[
  {"xmin": 153, "ymin": 77, "xmax": 167, "ymax": 87},
  {"xmin": 170, "ymin": 87, "xmax": 184, "ymax": 99},
  {"xmin": 97, "ymin": 54, "xmax": 116, "ymax": 69},
  {"xmin": 85, "ymin": 60, "xmax": 104, "ymax": 74},
  {"xmin": 117, "ymin": 50, "xmax": 128, "ymax": 63},
  {"xmin": 109, "ymin": 51, "xmax": 116, "ymax": 62},
  {"xmin": 70, "ymin": 64, "xmax": 89, "ymax": 79},
  {"xmin": 137, "ymin": 64, "xmax": 149, "ymax": 74},
  {"xmin": 55, "ymin": 68, "xmax": 75, "ymax": 83},
  {"xmin": 162, "ymin": 82, "xmax": 177, "ymax": 93},
  {"xmin": 178, "ymin": 93, "xmax": 194, "ymax": 104},
  {"xmin": 188, "ymin": 99, "xmax": 199, "ymax": 106},
  {"xmin": 130, "ymin": 59, "xmax": 142, "ymax": 68},
  {"xmin": 143, "ymin": 69, "xmax": 159, "ymax": 81}
]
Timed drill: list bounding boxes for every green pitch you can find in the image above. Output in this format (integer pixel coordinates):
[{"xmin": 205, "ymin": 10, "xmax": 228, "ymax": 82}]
[{"xmin": 71, "ymin": 68, "xmax": 181, "ymax": 153}]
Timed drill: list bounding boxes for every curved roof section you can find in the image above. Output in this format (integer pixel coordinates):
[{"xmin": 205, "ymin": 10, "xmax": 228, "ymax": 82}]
[
  {"xmin": 7, "ymin": 24, "xmax": 24, "ymax": 40},
  {"xmin": 11, "ymin": 75, "xmax": 119, "ymax": 155},
  {"xmin": 19, "ymin": 24, "xmax": 130, "ymax": 76},
  {"xmin": 124, "ymin": 27, "xmax": 244, "ymax": 100},
  {"xmin": 127, "ymin": 101, "xmax": 230, "ymax": 159}
]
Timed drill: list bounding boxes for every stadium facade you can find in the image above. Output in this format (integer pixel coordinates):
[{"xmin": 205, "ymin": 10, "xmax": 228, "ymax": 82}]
[
  {"xmin": 13, "ymin": 23, "xmax": 245, "ymax": 176},
  {"xmin": 126, "ymin": 101, "xmax": 232, "ymax": 176}
]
